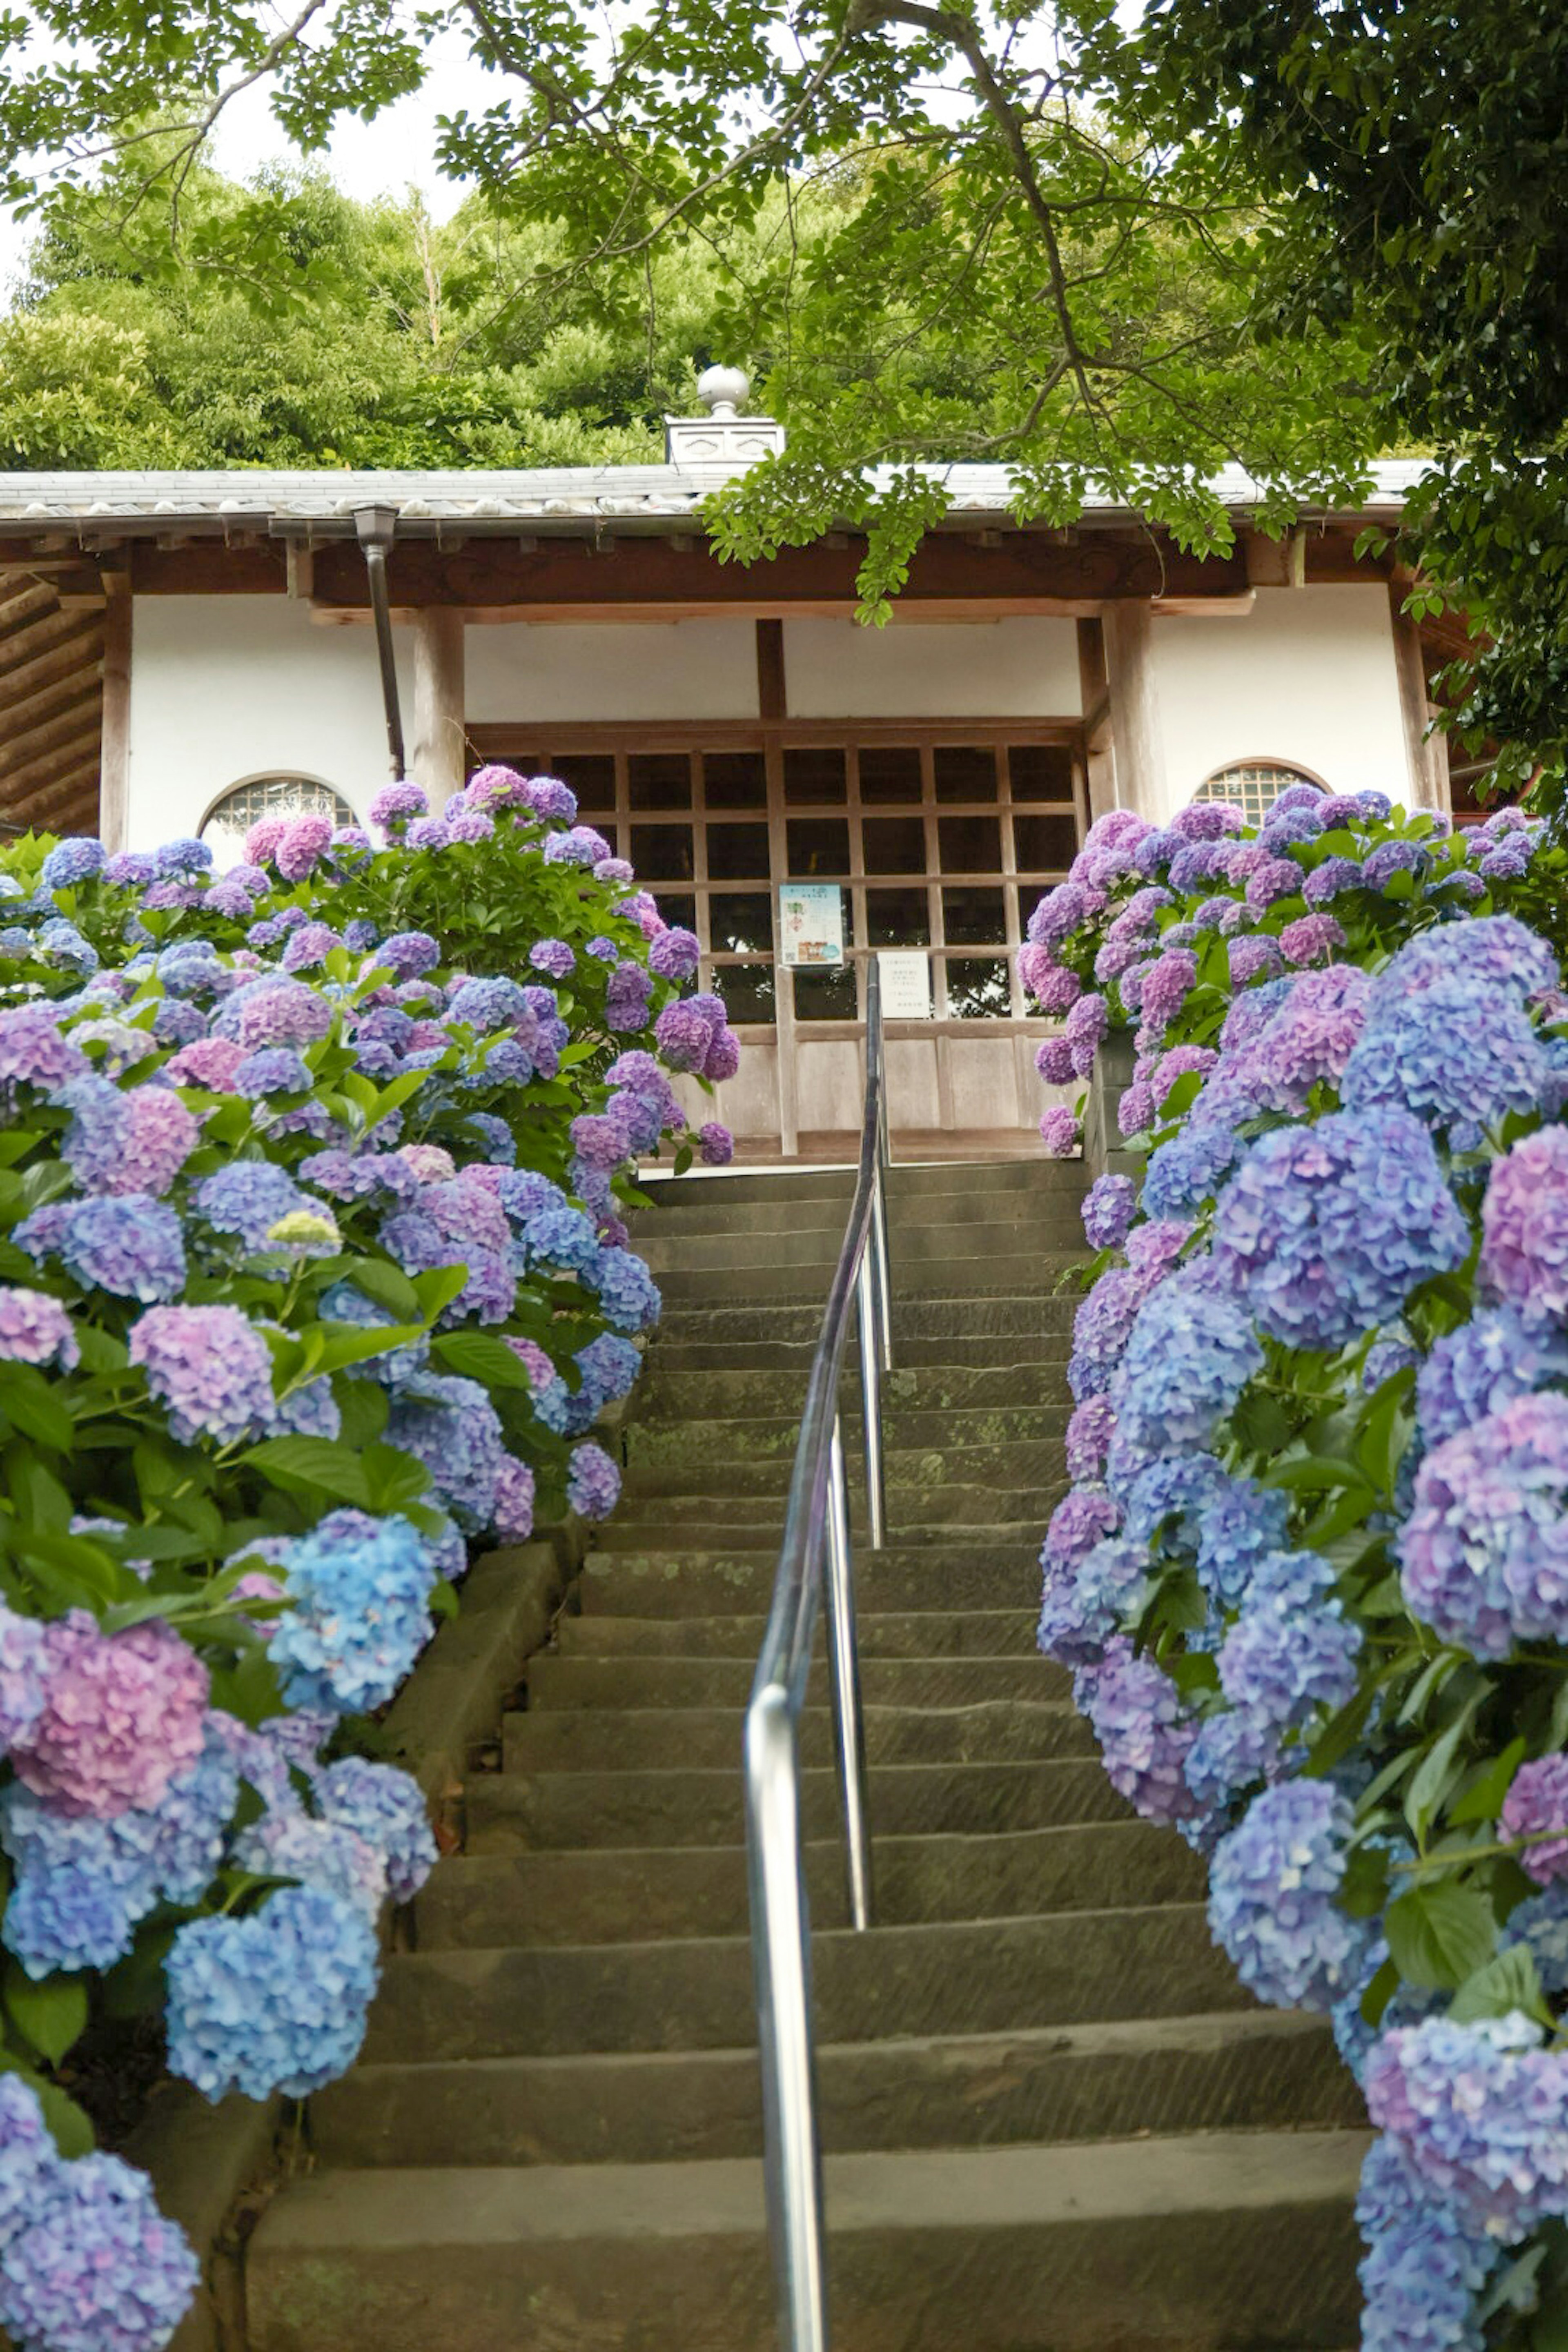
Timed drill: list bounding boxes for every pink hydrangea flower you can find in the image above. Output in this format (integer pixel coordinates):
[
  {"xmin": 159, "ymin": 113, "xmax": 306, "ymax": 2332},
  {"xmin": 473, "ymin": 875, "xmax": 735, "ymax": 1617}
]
[
  {"xmin": 504, "ymin": 1337, "xmax": 555, "ymax": 1394},
  {"xmin": 1279, "ymin": 912, "xmax": 1347, "ymax": 966},
  {"xmin": 1480, "ymin": 1128, "xmax": 1568, "ymax": 1321},
  {"xmin": 402, "ymin": 1145, "xmax": 455, "ymax": 1184},
  {"xmin": 129, "ymin": 1305, "xmax": 276, "ymax": 1444},
  {"xmin": 165, "ymin": 1037, "xmax": 248, "ymax": 1091},
  {"xmin": 275, "ymin": 816, "xmax": 336, "ymax": 883},
  {"xmin": 1501, "ymin": 1755, "xmax": 1568, "ymax": 1884},
  {"xmin": 13, "ymin": 1612, "xmax": 208, "ymax": 1817},
  {"xmin": 0, "ymin": 1287, "xmax": 78, "ymax": 1371},
  {"xmin": 1039, "ymin": 1106, "xmax": 1080, "ymax": 1156},
  {"xmin": 493, "ymin": 1458, "xmax": 536, "ymax": 1541},
  {"xmin": 243, "ymin": 817, "xmax": 288, "ymax": 866}
]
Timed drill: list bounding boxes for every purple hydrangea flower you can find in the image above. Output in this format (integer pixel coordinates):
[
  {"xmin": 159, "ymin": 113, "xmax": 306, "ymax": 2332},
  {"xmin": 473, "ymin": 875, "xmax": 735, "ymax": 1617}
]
[
  {"xmin": 195, "ymin": 1162, "xmax": 308, "ymax": 1250},
  {"xmin": 1038, "ymin": 1106, "xmax": 1079, "ymax": 1156},
  {"xmin": 0, "ymin": 2149, "xmax": 199, "ymax": 2351},
  {"xmin": 1399, "ymin": 1393, "xmax": 1568, "ymax": 1657},
  {"xmin": 1076, "ymin": 1638, "xmax": 1197, "ymax": 1824},
  {"xmin": 316, "ymin": 1757, "xmax": 437, "ymax": 1904},
  {"xmin": 0, "ymin": 1287, "xmax": 78, "ymax": 1372},
  {"xmin": 1500, "ymin": 1754, "xmax": 1568, "ymax": 1884},
  {"xmin": 369, "ymin": 783, "xmax": 429, "ymax": 833},
  {"xmin": 1365, "ymin": 2012, "xmax": 1568, "ymax": 2238},
  {"xmin": 567, "ymin": 1441, "xmax": 621, "ymax": 1520},
  {"xmin": 58, "ymin": 1196, "xmax": 187, "ymax": 1302},
  {"xmin": 1480, "ymin": 1127, "xmax": 1568, "ymax": 1320},
  {"xmin": 1065, "ymin": 1396, "xmax": 1116, "ymax": 1483},
  {"xmin": 1417, "ymin": 1306, "xmax": 1568, "ymax": 1448},
  {"xmin": 1110, "ymin": 1267, "xmax": 1263, "ymax": 1454},
  {"xmin": 1213, "ymin": 1107, "xmax": 1469, "ymax": 1351},
  {"xmin": 1278, "ymin": 912, "xmax": 1345, "ymax": 965},
  {"xmin": 1081, "ymin": 1174, "xmax": 1136, "ymax": 1252},
  {"xmin": 699, "ymin": 1122, "xmax": 734, "ymax": 1167}
]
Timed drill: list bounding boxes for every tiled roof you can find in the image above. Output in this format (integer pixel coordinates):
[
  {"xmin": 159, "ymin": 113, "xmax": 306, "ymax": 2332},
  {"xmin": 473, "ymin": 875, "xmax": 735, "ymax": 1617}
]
[{"xmin": 0, "ymin": 459, "xmax": 1430, "ymax": 539}]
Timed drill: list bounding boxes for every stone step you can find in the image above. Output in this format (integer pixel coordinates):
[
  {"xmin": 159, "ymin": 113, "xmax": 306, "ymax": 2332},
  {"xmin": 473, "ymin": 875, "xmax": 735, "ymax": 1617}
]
[
  {"xmin": 466, "ymin": 1758, "xmax": 1116, "ymax": 1851},
  {"xmin": 637, "ymin": 1190, "xmax": 1086, "ymax": 1242},
  {"xmin": 635, "ymin": 1363, "xmax": 1071, "ymax": 1421},
  {"xmin": 503, "ymin": 1697, "xmax": 1070, "ymax": 1773},
  {"xmin": 312, "ymin": 2011, "xmax": 1355, "ymax": 2169},
  {"xmin": 643, "ymin": 1159, "xmax": 1082, "ymax": 1207},
  {"xmin": 654, "ymin": 1294, "xmax": 1077, "ymax": 1349},
  {"xmin": 551, "ymin": 1608, "xmax": 1036, "ymax": 1660},
  {"xmin": 418, "ymin": 1820, "xmax": 1196, "ymax": 1947},
  {"xmin": 362, "ymin": 1908, "xmax": 1244, "ymax": 2065},
  {"xmin": 610, "ymin": 1479, "xmax": 1061, "ymax": 1525},
  {"xmin": 657, "ymin": 1255, "xmax": 1078, "ymax": 1305},
  {"xmin": 576, "ymin": 1546, "xmax": 1041, "ymax": 1616},
  {"xmin": 621, "ymin": 1438, "xmax": 1065, "ymax": 1500},
  {"xmin": 651, "ymin": 1334, "xmax": 1070, "ymax": 1372},
  {"xmin": 594, "ymin": 1511, "xmax": 1054, "ymax": 1550},
  {"xmin": 624, "ymin": 1405, "xmax": 1070, "ymax": 1465},
  {"xmin": 525, "ymin": 1654, "xmax": 1066, "ymax": 1711},
  {"xmin": 245, "ymin": 2132, "xmax": 1368, "ymax": 2352},
  {"xmin": 638, "ymin": 1228, "xmax": 1082, "ymax": 1276}
]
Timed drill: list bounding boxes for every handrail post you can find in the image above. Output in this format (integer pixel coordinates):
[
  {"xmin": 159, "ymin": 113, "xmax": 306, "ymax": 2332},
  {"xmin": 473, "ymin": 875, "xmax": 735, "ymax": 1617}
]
[
  {"xmin": 745, "ymin": 1689, "xmax": 830, "ymax": 2351},
  {"xmin": 824, "ymin": 1415, "xmax": 875, "ymax": 1932}
]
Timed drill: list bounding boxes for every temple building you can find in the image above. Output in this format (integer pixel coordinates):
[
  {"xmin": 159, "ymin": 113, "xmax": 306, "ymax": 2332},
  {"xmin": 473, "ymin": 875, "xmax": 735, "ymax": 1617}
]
[{"xmin": 0, "ymin": 373, "xmax": 1468, "ymax": 1156}]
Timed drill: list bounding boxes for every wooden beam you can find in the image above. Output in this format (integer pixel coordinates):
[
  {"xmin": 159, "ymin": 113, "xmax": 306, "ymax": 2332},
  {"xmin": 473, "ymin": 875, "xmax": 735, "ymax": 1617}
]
[
  {"xmin": 1388, "ymin": 580, "xmax": 1446, "ymax": 814},
  {"xmin": 410, "ymin": 608, "xmax": 466, "ymax": 809},
  {"xmin": 1101, "ymin": 603, "xmax": 1169, "ymax": 819},
  {"xmin": 0, "ymin": 615, "xmax": 101, "ymax": 685},
  {"xmin": 0, "ymin": 721, "xmax": 103, "ymax": 802},
  {"xmin": 99, "ymin": 572, "xmax": 131, "ymax": 853},
  {"xmin": 755, "ymin": 618, "xmax": 786, "ymax": 720},
  {"xmin": 1076, "ymin": 617, "xmax": 1116, "ymax": 822},
  {"xmin": 0, "ymin": 627, "xmax": 102, "ymax": 704}
]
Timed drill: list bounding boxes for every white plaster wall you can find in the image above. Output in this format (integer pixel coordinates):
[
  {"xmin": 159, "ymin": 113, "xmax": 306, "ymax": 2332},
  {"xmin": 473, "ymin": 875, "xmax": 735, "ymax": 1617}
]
[
  {"xmin": 782, "ymin": 617, "xmax": 1082, "ymax": 718},
  {"xmin": 465, "ymin": 619, "xmax": 759, "ymax": 722},
  {"xmin": 1149, "ymin": 585, "xmax": 1409, "ymax": 813},
  {"xmin": 127, "ymin": 597, "xmax": 411, "ymax": 847}
]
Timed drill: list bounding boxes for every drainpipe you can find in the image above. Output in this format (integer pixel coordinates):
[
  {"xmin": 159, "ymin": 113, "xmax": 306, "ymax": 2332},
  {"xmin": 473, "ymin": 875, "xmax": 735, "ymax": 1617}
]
[{"xmin": 354, "ymin": 506, "xmax": 406, "ymax": 781}]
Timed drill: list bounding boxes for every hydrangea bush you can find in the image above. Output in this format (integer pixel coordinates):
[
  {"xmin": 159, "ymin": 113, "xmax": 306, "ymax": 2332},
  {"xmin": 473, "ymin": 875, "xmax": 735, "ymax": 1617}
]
[
  {"xmin": 1033, "ymin": 792, "xmax": 1568, "ymax": 2349},
  {"xmin": 0, "ymin": 764, "xmax": 736, "ymax": 2351},
  {"xmin": 1022, "ymin": 782, "xmax": 1546, "ymax": 1156}
]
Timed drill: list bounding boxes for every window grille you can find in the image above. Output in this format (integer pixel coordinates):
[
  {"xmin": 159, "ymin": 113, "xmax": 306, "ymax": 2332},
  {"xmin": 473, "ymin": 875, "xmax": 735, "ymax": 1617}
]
[{"xmin": 1194, "ymin": 762, "xmax": 1322, "ymax": 828}]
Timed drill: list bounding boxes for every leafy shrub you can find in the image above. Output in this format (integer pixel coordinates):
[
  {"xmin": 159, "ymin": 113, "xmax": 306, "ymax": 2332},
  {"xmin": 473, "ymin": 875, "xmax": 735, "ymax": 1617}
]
[
  {"xmin": 1031, "ymin": 791, "xmax": 1568, "ymax": 2348},
  {"xmin": 0, "ymin": 765, "xmax": 735, "ymax": 2350}
]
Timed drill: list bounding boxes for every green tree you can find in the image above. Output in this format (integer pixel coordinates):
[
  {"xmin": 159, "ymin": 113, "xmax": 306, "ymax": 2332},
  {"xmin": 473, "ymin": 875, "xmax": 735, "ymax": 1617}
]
[{"xmin": 9, "ymin": 0, "xmax": 1562, "ymax": 789}]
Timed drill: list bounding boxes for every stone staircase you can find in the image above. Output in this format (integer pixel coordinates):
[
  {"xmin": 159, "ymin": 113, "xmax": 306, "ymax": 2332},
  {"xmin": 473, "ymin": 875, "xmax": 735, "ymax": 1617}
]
[{"xmin": 244, "ymin": 1160, "xmax": 1368, "ymax": 2351}]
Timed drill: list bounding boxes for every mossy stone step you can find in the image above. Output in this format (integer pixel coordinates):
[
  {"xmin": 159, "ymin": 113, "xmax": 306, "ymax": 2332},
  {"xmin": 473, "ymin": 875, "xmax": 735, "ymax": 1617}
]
[
  {"xmin": 245, "ymin": 2132, "xmax": 1367, "ymax": 2352},
  {"xmin": 552, "ymin": 1607, "xmax": 1036, "ymax": 1659},
  {"xmin": 466, "ymin": 1755, "xmax": 1116, "ymax": 1852},
  {"xmin": 361, "ymin": 1907, "xmax": 1245, "ymax": 2065},
  {"xmin": 621, "ymin": 1437, "xmax": 1066, "ymax": 1499},
  {"xmin": 576, "ymin": 1546, "xmax": 1038, "ymax": 1616},
  {"xmin": 634, "ymin": 1361, "xmax": 1071, "ymax": 1420},
  {"xmin": 657, "ymin": 1255, "xmax": 1080, "ymax": 1305},
  {"xmin": 654, "ymin": 1292, "xmax": 1078, "ymax": 1342},
  {"xmin": 311, "ymin": 2011, "xmax": 1357, "ymax": 2171},
  {"xmin": 595, "ymin": 1509, "xmax": 1058, "ymax": 1549},
  {"xmin": 624, "ymin": 1402, "xmax": 1071, "ymax": 1462},
  {"xmin": 524, "ymin": 1653, "xmax": 1063, "ymax": 1712},
  {"xmin": 503, "ymin": 1696, "xmax": 1067, "ymax": 1773},
  {"xmin": 416, "ymin": 1818, "xmax": 1196, "ymax": 1947}
]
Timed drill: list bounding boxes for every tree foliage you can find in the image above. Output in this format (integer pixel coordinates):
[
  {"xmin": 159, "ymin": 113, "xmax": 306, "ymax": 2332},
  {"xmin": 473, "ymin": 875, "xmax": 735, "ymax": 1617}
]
[{"xmin": 2, "ymin": 0, "xmax": 1568, "ymax": 784}]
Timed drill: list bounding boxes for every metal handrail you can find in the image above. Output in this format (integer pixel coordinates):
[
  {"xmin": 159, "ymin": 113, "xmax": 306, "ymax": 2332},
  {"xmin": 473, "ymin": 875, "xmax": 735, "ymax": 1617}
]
[{"xmin": 744, "ymin": 956, "xmax": 893, "ymax": 2352}]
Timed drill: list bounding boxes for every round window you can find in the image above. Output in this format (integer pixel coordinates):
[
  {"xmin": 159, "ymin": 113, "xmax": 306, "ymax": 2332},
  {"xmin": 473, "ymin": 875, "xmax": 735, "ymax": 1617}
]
[
  {"xmin": 1193, "ymin": 762, "xmax": 1323, "ymax": 829},
  {"xmin": 200, "ymin": 777, "xmax": 354, "ymax": 869}
]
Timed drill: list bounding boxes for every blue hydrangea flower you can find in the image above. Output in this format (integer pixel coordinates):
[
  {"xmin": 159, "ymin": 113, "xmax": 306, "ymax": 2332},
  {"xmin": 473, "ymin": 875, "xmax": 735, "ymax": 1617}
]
[
  {"xmin": 1365, "ymin": 2011, "xmax": 1568, "ymax": 2238},
  {"xmin": 232, "ymin": 1805, "xmax": 387, "ymax": 1921},
  {"xmin": 57, "ymin": 1196, "xmax": 187, "ymax": 1302},
  {"xmin": 385, "ymin": 1378, "xmax": 505, "ymax": 1530},
  {"xmin": 1216, "ymin": 1549, "xmax": 1362, "ymax": 1734},
  {"xmin": 1416, "ymin": 1306, "xmax": 1568, "ymax": 1448},
  {"xmin": 195, "ymin": 1162, "xmax": 307, "ymax": 1250},
  {"xmin": 234, "ymin": 1047, "xmax": 312, "ymax": 1098},
  {"xmin": 1140, "ymin": 1121, "xmax": 1244, "ymax": 1221},
  {"xmin": 1184, "ymin": 1711, "xmax": 1282, "ymax": 1815},
  {"xmin": 0, "ymin": 2149, "xmax": 199, "ymax": 2352},
  {"xmin": 1080, "ymin": 1173, "xmax": 1136, "ymax": 1252},
  {"xmin": 1110, "ymin": 1268, "xmax": 1263, "ymax": 1454},
  {"xmin": 40, "ymin": 838, "xmax": 107, "ymax": 892},
  {"xmin": 1399, "ymin": 1392, "xmax": 1568, "ymax": 1657},
  {"xmin": 447, "ymin": 976, "xmax": 528, "ymax": 1032},
  {"xmin": 587, "ymin": 1247, "xmax": 662, "ymax": 1333},
  {"xmin": 1037, "ymin": 1535, "xmax": 1152, "ymax": 1668},
  {"xmin": 165, "ymin": 1884, "xmax": 379, "ymax": 2100},
  {"xmin": 567, "ymin": 1441, "xmax": 621, "ymax": 1520},
  {"xmin": 271, "ymin": 1510, "xmax": 436, "ymax": 1714},
  {"xmin": 315, "ymin": 1759, "xmax": 437, "ymax": 1904},
  {"xmin": 1343, "ymin": 971, "xmax": 1548, "ymax": 1146},
  {"xmin": 1213, "ymin": 1108, "xmax": 1470, "ymax": 1351},
  {"xmin": 318, "ymin": 1283, "xmax": 430, "ymax": 1388},
  {"xmin": 1193, "ymin": 1474, "xmax": 1292, "ymax": 1610},
  {"xmin": 1207, "ymin": 1780, "xmax": 1375, "ymax": 2010},
  {"xmin": 1354, "ymin": 2134, "xmax": 1501, "ymax": 2352},
  {"xmin": 519, "ymin": 1205, "xmax": 601, "ymax": 1276}
]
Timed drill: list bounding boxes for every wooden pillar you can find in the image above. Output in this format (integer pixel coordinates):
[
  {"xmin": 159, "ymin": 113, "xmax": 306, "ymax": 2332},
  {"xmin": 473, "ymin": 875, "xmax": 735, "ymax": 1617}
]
[
  {"xmin": 98, "ymin": 568, "xmax": 131, "ymax": 853},
  {"xmin": 1076, "ymin": 617, "xmax": 1116, "ymax": 821},
  {"xmin": 1101, "ymin": 601, "xmax": 1169, "ymax": 819},
  {"xmin": 1388, "ymin": 586, "xmax": 1448, "ymax": 815},
  {"xmin": 411, "ymin": 609, "xmax": 467, "ymax": 808}
]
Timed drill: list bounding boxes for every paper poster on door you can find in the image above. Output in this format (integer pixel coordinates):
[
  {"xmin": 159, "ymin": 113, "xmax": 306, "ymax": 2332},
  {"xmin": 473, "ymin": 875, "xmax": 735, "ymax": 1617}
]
[
  {"xmin": 876, "ymin": 949, "xmax": 933, "ymax": 1020},
  {"xmin": 778, "ymin": 882, "xmax": 844, "ymax": 967}
]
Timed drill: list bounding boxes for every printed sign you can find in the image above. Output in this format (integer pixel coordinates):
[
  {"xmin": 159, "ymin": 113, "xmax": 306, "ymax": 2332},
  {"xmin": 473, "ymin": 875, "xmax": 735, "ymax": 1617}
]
[
  {"xmin": 877, "ymin": 949, "xmax": 933, "ymax": 1020},
  {"xmin": 778, "ymin": 881, "xmax": 845, "ymax": 968}
]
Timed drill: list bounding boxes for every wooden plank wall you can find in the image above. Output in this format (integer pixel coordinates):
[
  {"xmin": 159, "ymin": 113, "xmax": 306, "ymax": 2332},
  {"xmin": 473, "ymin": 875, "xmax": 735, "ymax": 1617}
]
[{"xmin": 0, "ymin": 568, "xmax": 105, "ymax": 839}]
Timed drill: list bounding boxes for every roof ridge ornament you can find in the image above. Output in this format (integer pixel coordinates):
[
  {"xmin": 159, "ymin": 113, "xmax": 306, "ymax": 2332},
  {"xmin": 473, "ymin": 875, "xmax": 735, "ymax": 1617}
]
[{"xmin": 665, "ymin": 362, "xmax": 785, "ymax": 471}]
